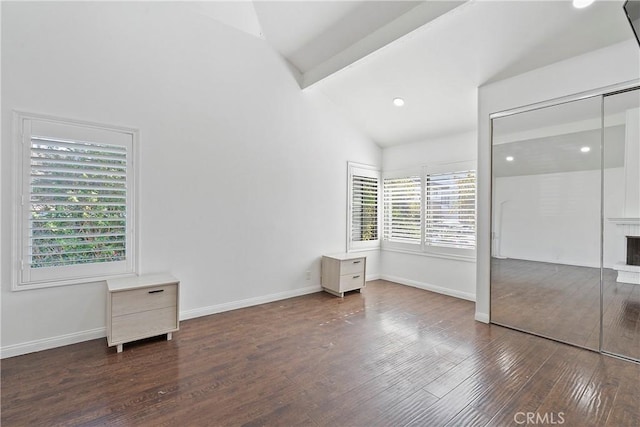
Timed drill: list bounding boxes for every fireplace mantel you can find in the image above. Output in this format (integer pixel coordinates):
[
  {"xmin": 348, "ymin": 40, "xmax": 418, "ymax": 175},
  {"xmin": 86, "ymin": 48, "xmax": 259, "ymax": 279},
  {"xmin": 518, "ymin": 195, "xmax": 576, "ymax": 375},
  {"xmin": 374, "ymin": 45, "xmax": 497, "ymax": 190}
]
[
  {"xmin": 607, "ymin": 217, "xmax": 640, "ymax": 226},
  {"xmin": 609, "ymin": 218, "xmax": 640, "ymax": 284}
]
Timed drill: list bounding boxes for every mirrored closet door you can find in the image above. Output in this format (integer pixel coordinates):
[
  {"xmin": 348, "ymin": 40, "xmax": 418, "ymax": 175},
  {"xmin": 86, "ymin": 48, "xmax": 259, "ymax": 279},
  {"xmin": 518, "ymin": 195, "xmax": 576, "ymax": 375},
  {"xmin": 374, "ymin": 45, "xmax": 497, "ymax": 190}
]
[
  {"xmin": 491, "ymin": 96, "xmax": 603, "ymax": 351},
  {"xmin": 602, "ymin": 88, "xmax": 640, "ymax": 361},
  {"xmin": 491, "ymin": 84, "xmax": 640, "ymax": 362}
]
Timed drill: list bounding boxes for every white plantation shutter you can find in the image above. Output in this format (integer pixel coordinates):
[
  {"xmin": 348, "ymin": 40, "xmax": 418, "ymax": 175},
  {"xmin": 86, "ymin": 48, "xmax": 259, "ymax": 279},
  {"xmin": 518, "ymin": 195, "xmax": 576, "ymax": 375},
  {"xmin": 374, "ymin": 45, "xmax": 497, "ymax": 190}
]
[
  {"xmin": 424, "ymin": 170, "xmax": 476, "ymax": 249},
  {"xmin": 383, "ymin": 176, "xmax": 421, "ymax": 244},
  {"xmin": 29, "ymin": 137, "xmax": 128, "ymax": 268},
  {"xmin": 348, "ymin": 163, "xmax": 380, "ymax": 251},
  {"xmin": 351, "ymin": 175, "xmax": 379, "ymax": 241},
  {"xmin": 16, "ymin": 113, "xmax": 137, "ymax": 289}
]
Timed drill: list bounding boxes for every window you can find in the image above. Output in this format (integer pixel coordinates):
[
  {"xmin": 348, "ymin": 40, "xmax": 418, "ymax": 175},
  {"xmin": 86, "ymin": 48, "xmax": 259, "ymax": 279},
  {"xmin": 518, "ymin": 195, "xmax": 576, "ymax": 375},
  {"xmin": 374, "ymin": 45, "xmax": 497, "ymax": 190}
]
[
  {"xmin": 425, "ymin": 170, "xmax": 476, "ymax": 250},
  {"xmin": 14, "ymin": 112, "xmax": 137, "ymax": 289},
  {"xmin": 348, "ymin": 162, "xmax": 380, "ymax": 251},
  {"xmin": 383, "ymin": 176, "xmax": 421, "ymax": 244},
  {"xmin": 382, "ymin": 164, "xmax": 476, "ymax": 256}
]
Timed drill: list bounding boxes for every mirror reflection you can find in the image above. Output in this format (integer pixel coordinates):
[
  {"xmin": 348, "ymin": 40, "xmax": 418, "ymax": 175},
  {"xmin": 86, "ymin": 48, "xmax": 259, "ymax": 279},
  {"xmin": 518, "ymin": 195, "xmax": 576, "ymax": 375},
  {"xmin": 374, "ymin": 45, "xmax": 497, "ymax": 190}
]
[
  {"xmin": 491, "ymin": 97, "xmax": 603, "ymax": 350},
  {"xmin": 603, "ymin": 88, "xmax": 640, "ymax": 361}
]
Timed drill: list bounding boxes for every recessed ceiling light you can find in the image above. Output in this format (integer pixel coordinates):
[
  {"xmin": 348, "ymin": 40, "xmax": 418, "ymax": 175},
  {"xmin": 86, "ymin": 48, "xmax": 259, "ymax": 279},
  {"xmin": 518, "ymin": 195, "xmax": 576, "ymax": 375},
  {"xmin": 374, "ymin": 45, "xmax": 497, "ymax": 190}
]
[
  {"xmin": 573, "ymin": 0, "xmax": 595, "ymax": 9},
  {"xmin": 580, "ymin": 146, "xmax": 591, "ymax": 153},
  {"xmin": 393, "ymin": 97, "xmax": 405, "ymax": 107},
  {"xmin": 506, "ymin": 156, "xmax": 514, "ymax": 162}
]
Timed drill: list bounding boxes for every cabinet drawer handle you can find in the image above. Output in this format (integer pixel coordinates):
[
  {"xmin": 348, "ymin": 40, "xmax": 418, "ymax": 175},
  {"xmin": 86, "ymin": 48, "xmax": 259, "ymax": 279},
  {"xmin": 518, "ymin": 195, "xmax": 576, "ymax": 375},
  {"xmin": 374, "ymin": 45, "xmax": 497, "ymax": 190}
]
[
  {"xmin": 148, "ymin": 289, "xmax": 164, "ymax": 294},
  {"xmin": 353, "ymin": 275, "xmax": 360, "ymax": 279},
  {"xmin": 353, "ymin": 260, "xmax": 361, "ymax": 264}
]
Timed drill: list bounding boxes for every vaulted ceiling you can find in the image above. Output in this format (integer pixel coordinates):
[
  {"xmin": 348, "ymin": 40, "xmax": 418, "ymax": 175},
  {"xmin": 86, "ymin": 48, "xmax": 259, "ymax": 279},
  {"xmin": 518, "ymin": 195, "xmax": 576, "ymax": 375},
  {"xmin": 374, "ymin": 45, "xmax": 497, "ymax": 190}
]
[{"xmin": 189, "ymin": 0, "xmax": 636, "ymax": 147}]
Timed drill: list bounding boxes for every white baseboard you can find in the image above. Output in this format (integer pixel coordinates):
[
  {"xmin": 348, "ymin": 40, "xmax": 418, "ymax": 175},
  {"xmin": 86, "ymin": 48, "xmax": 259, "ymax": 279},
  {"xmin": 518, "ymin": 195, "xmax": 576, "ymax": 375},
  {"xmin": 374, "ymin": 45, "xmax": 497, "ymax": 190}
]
[
  {"xmin": 500, "ymin": 256, "xmax": 601, "ymax": 270},
  {"xmin": 381, "ymin": 274, "xmax": 476, "ymax": 302},
  {"xmin": 475, "ymin": 312, "xmax": 490, "ymax": 323},
  {"xmin": 1, "ymin": 327, "xmax": 106, "ymax": 359},
  {"xmin": 179, "ymin": 284, "xmax": 322, "ymax": 321},
  {"xmin": 2, "ymin": 285, "xmax": 323, "ymax": 359}
]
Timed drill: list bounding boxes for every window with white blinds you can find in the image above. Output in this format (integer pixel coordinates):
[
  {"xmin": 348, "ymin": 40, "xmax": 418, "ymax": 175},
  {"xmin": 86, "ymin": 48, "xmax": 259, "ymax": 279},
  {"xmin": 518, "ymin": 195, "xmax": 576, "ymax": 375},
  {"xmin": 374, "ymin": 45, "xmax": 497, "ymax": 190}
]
[
  {"xmin": 29, "ymin": 138, "xmax": 128, "ymax": 268},
  {"xmin": 348, "ymin": 163, "xmax": 380, "ymax": 251},
  {"xmin": 425, "ymin": 170, "xmax": 476, "ymax": 249},
  {"xmin": 383, "ymin": 176, "xmax": 421, "ymax": 244},
  {"xmin": 382, "ymin": 167, "xmax": 476, "ymax": 254},
  {"xmin": 14, "ymin": 113, "xmax": 137, "ymax": 289}
]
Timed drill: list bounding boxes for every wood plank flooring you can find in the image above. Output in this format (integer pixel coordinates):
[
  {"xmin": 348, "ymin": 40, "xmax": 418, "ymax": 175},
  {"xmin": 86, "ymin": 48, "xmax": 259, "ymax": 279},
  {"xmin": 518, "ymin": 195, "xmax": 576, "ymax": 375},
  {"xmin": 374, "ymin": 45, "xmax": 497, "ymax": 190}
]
[
  {"xmin": 2, "ymin": 280, "xmax": 639, "ymax": 426},
  {"xmin": 491, "ymin": 258, "xmax": 640, "ymax": 359}
]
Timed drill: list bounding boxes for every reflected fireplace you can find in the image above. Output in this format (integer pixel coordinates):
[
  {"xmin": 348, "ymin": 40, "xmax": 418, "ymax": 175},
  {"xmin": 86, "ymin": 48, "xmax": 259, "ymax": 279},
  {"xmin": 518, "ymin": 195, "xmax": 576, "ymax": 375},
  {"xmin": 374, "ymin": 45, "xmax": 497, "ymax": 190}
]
[
  {"xmin": 609, "ymin": 218, "xmax": 640, "ymax": 285},
  {"xmin": 627, "ymin": 236, "xmax": 640, "ymax": 266}
]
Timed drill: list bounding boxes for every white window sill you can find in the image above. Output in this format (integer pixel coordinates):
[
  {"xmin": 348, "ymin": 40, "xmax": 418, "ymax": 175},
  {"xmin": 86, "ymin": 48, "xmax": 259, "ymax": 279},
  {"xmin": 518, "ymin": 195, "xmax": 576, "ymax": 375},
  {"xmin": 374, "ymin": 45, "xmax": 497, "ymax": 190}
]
[
  {"xmin": 13, "ymin": 272, "xmax": 137, "ymax": 291},
  {"xmin": 381, "ymin": 246, "xmax": 476, "ymax": 263}
]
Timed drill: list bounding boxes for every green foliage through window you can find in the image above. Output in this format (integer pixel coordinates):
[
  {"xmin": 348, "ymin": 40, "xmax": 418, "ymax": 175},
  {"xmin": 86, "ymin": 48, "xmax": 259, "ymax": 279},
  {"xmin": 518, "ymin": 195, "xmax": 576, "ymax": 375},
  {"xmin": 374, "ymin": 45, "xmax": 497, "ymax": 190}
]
[
  {"xmin": 351, "ymin": 175, "xmax": 379, "ymax": 242},
  {"xmin": 29, "ymin": 137, "xmax": 127, "ymax": 268}
]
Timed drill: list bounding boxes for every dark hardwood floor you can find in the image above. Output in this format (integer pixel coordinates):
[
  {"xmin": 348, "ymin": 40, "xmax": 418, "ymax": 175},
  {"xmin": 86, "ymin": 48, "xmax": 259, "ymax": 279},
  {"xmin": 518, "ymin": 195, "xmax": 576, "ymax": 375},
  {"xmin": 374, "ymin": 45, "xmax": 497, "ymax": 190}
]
[
  {"xmin": 2, "ymin": 280, "xmax": 639, "ymax": 426},
  {"xmin": 491, "ymin": 258, "xmax": 640, "ymax": 359}
]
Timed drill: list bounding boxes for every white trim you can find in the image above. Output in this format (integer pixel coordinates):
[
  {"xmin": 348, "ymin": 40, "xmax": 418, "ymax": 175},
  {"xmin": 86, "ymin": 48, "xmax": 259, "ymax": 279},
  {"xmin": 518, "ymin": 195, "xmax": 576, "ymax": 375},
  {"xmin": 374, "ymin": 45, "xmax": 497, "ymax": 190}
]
[
  {"xmin": 382, "ymin": 167, "xmax": 422, "ymax": 180},
  {"xmin": 348, "ymin": 247, "xmax": 378, "ymax": 254},
  {"xmin": 1, "ymin": 327, "xmax": 106, "ymax": 359},
  {"xmin": 489, "ymin": 79, "xmax": 640, "ymax": 120},
  {"xmin": 347, "ymin": 161, "xmax": 381, "ymax": 252},
  {"xmin": 475, "ymin": 312, "xmax": 490, "ymax": 323},
  {"xmin": 424, "ymin": 160, "xmax": 476, "ymax": 175},
  {"xmin": 12, "ymin": 110, "xmax": 140, "ymax": 290},
  {"xmin": 607, "ymin": 217, "xmax": 640, "ymax": 225},
  {"xmin": 2, "ymin": 285, "xmax": 325, "ymax": 358},
  {"xmin": 497, "ymin": 256, "xmax": 601, "ymax": 270},
  {"xmin": 382, "ymin": 246, "xmax": 476, "ymax": 263},
  {"xmin": 180, "ymin": 285, "xmax": 322, "ymax": 321},
  {"xmin": 381, "ymin": 164, "xmax": 477, "ymax": 254},
  {"xmin": 381, "ymin": 274, "xmax": 476, "ymax": 302}
]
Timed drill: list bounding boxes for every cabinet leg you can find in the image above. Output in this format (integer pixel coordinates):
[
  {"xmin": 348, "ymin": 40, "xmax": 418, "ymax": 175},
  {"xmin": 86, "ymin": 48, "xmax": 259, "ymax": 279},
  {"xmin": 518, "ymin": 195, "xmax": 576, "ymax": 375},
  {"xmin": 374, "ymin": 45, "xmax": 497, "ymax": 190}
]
[
  {"xmin": 167, "ymin": 332, "xmax": 172, "ymax": 341},
  {"xmin": 117, "ymin": 344, "xmax": 123, "ymax": 353}
]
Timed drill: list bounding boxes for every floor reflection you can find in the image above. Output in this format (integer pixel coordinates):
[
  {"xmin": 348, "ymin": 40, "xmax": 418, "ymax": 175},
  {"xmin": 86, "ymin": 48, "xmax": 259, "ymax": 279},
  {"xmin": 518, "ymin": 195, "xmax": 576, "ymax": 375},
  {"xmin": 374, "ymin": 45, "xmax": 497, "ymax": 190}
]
[
  {"xmin": 491, "ymin": 258, "xmax": 640, "ymax": 360},
  {"xmin": 603, "ymin": 276, "xmax": 640, "ymax": 359}
]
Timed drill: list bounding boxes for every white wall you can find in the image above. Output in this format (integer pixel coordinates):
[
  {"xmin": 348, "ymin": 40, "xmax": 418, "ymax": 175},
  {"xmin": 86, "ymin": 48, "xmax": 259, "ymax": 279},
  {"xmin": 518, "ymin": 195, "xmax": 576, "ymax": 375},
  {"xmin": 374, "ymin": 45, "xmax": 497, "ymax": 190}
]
[
  {"xmin": 0, "ymin": 2, "xmax": 381, "ymax": 357},
  {"xmin": 477, "ymin": 40, "xmax": 640, "ymax": 322},
  {"xmin": 381, "ymin": 131, "xmax": 477, "ymax": 301},
  {"xmin": 493, "ymin": 167, "xmax": 624, "ymax": 269}
]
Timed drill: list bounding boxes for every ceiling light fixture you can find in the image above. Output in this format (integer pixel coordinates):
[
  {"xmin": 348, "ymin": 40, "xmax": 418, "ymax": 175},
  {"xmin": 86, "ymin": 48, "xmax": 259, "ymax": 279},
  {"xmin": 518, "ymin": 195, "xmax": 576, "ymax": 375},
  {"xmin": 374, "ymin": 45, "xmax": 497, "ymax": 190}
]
[
  {"xmin": 506, "ymin": 156, "xmax": 514, "ymax": 162},
  {"xmin": 572, "ymin": 0, "xmax": 595, "ymax": 9},
  {"xmin": 580, "ymin": 146, "xmax": 591, "ymax": 153},
  {"xmin": 393, "ymin": 97, "xmax": 405, "ymax": 107}
]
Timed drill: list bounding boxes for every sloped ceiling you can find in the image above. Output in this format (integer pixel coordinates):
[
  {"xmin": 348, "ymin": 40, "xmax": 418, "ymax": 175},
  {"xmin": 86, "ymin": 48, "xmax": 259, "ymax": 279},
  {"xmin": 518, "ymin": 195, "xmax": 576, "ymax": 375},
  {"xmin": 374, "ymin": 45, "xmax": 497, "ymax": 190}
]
[
  {"xmin": 253, "ymin": 1, "xmax": 414, "ymax": 72},
  {"xmin": 190, "ymin": 0, "xmax": 637, "ymax": 148}
]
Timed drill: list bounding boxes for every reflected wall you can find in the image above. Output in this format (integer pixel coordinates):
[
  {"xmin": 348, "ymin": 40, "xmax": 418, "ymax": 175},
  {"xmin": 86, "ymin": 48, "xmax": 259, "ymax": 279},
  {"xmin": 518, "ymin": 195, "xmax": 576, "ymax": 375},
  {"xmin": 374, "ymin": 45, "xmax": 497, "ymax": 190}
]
[
  {"xmin": 491, "ymin": 97, "xmax": 603, "ymax": 350},
  {"xmin": 603, "ymin": 88, "xmax": 640, "ymax": 361},
  {"xmin": 491, "ymin": 85, "xmax": 640, "ymax": 362}
]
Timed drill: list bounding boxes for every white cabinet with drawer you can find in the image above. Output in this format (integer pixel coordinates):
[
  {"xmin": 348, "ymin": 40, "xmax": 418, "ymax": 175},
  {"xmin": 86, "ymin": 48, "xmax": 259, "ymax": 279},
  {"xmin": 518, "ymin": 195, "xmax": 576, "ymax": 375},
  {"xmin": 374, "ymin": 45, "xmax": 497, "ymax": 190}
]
[
  {"xmin": 321, "ymin": 253, "xmax": 366, "ymax": 297},
  {"xmin": 106, "ymin": 274, "xmax": 180, "ymax": 353}
]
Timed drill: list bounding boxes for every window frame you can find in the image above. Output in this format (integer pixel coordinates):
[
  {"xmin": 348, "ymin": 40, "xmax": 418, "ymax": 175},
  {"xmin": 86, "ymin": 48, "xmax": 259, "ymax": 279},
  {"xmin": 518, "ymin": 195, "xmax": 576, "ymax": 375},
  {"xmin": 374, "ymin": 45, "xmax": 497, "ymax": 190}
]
[
  {"xmin": 12, "ymin": 111, "xmax": 139, "ymax": 290},
  {"xmin": 347, "ymin": 162, "xmax": 381, "ymax": 252},
  {"xmin": 424, "ymin": 168, "xmax": 476, "ymax": 252},
  {"xmin": 382, "ymin": 161, "xmax": 476, "ymax": 260},
  {"xmin": 382, "ymin": 168, "xmax": 423, "ymax": 253}
]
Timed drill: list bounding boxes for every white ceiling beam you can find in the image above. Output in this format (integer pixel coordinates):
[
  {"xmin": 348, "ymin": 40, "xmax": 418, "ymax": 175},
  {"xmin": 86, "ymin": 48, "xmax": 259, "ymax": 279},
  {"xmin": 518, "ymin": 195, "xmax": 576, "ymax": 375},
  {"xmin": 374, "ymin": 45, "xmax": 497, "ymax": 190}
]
[
  {"xmin": 186, "ymin": 1, "xmax": 264, "ymax": 40},
  {"xmin": 301, "ymin": 0, "xmax": 466, "ymax": 89}
]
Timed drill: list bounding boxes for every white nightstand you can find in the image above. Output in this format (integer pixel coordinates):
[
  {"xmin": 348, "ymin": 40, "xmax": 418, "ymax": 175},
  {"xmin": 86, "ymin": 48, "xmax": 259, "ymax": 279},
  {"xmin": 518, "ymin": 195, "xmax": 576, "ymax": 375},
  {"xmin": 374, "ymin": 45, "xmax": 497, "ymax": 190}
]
[
  {"xmin": 106, "ymin": 273, "xmax": 180, "ymax": 353},
  {"xmin": 321, "ymin": 253, "xmax": 366, "ymax": 297}
]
